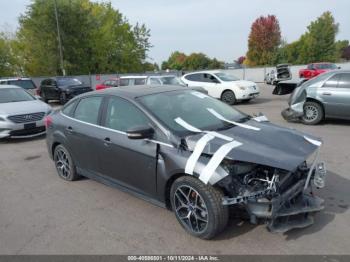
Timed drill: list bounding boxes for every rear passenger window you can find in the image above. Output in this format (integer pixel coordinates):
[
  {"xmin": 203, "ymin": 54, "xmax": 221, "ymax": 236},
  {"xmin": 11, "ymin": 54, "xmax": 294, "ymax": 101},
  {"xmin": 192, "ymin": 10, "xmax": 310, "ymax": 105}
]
[
  {"xmin": 134, "ymin": 78, "xmax": 146, "ymax": 85},
  {"xmin": 337, "ymin": 73, "xmax": 350, "ymax": 89},
  {"xmin": 185, "ymin": 74, "xmax": 201, "ymax": 82},
  {"xmin": 74, "ymin": 97, "xmax": 103, "ymax": 125},
  {"xmin": 119, "ymin": 79, "xmax": 129, "ymax": 86},
  {"xmin": 62, "ymin": 101, "xmax": 77, "ymax": 116},
  {"xmin": 323, "ymin": 74, "xmax": 339, "ymax": 88}
]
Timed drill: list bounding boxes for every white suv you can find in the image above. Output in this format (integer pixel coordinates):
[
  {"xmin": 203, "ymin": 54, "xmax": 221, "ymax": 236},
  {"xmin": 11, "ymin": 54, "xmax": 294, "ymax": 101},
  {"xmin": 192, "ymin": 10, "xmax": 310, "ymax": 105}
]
[{"xmin": 181, "ymin": 71, "xmax": 259, "ymax": 104}]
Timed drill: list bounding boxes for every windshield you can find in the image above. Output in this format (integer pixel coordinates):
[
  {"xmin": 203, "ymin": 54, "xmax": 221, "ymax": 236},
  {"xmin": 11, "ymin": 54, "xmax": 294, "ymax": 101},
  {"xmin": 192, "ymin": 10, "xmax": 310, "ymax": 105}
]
[
  {"xmin": 316, "ymin": 64, "xmax": 337, "ymax": 70},
  {"xmin": 57, "ymin": 78, "xmax": 82, "ymax": 86},
  {"xmin": 138, "ymin": 90, "xmax": 247, "ymax": 136},
  {"xmin": 214, "ymin": 73, "xmax": 239, "ymax": 82},
  {"xmin": 0, "ymin": 88, "xmax": 35, "ymax": 103},
  {"xmin": 160, "ymin": 76, "xmax": 185, "ymax": 86},
  {"xmin": 7, "ymin": 80, "xmax": 36, "ymax": 90}
]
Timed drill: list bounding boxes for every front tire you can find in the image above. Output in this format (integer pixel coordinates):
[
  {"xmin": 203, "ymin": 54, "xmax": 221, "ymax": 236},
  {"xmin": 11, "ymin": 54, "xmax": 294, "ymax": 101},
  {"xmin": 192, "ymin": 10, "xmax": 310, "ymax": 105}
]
[
  {"xmin": 53, "ymin": 145, "xmax": 80, "ymax": 181},
  {"xmin": 60, "ymin": 92, "xmax": 68, "ymax": 105},
  {"xmin": 170, "ymin": 176, "xmax": 228, "ymax": 239},
  {"xmin": 41, "ymin": 91, "xmax": 49, "ymax": 103},
  {"xmin": 221, "ymin": 90, "xmax": 236, "ymax": 105},
  {"xmin": 302, "ymin": 101, "xmax": 324, "ymax": 125}
]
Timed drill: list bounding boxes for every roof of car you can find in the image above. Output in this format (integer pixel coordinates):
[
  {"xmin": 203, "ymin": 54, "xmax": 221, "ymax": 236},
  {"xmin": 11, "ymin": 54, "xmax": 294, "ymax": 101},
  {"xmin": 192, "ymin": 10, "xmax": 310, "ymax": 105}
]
[
  {"xmin": 184, "ymin": 70, "xmax": 222, "ymax": 75},
  {"xmin": 120, "ymin": 75, "xmax": 148, "ymax": 79},
  {"xmin": 0, "ymin": 84, "xmax": 22, "ymax": 89},
  {"xmin": 89, "ymin": 85, "xmax": 189, "ymax": 99},
  {"xmin": 0, "ymin": 78, "xmax": 32, "ymax": 82}
]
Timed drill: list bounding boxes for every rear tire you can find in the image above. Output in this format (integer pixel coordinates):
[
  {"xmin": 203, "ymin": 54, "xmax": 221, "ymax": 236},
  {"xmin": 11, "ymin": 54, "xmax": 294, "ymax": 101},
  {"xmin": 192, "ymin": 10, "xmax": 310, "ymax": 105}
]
[
  {"xmin": 221, "ymin": 90, "xmax": 236, "ymax": 105},
  {"xmin": 53, "ymin": 145, "xmax": 80, "ymax": 181},
  {"xmin": 170, "ymin": 176, "xmax": 228, "ymax": 239},
  {"xmin": 302, "ymin": 101, "xmax": 324, "ymax": 125}
]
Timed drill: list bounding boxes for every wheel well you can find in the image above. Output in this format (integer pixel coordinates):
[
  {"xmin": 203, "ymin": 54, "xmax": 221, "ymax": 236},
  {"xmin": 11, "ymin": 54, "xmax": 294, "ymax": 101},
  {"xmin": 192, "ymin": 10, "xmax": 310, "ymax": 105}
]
[
  {"xmin": 52, "ymin": 142, "xmax": 61, "ymax": 157},
  {"xmin": 221, "ymin": 89, "xmax": 235, "ymax": 99},
  {"xmin": 305, "ymin": 98, "xmax": 325, "ymax": 118},
  {"xmin": 164, "ymin": 173, "xmax": 188, "ymax": 210}
]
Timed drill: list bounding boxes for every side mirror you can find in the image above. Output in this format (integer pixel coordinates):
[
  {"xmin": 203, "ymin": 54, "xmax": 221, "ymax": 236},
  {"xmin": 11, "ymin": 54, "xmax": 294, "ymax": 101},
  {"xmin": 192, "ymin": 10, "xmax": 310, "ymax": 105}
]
[
  {"xmin": 126, "ymin": 125, "xmax": 154, "ymax": 140},
  {"xmin": 338, "ymin": 66, "xmax": 341, "ymax": 69}
]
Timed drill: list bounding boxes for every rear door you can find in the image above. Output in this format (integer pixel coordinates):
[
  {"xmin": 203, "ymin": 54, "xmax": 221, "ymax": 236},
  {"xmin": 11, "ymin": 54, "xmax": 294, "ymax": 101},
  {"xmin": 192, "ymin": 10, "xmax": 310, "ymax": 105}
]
[
  {"xmin": 97, "ymin": 96, "xmax": 158, "ymax": 197},
  {"xmin": 65, "ymin": 96, "xmax": 105, "ymax": 174},
  {"xmin": 319, "ymin": 73, "xmax": 350, "ymax": 119}
]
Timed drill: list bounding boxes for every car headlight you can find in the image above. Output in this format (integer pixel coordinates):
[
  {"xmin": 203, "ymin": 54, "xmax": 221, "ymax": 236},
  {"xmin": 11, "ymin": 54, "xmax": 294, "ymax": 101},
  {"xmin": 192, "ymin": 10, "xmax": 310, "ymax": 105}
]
[{"xmin": 0, "ymin": 116, "xmax": 6, "ymax": 121}]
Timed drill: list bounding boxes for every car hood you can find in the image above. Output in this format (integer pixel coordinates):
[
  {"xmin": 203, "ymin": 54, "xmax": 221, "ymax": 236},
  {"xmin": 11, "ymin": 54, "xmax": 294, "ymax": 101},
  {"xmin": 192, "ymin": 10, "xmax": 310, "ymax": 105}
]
[
  {"xmin": 0, "ymin": 100, "xmax": 50, "ymax": 115},
  {"xmin": 185, "ymin": 120, "xmax": 321, "ymax": 172}
]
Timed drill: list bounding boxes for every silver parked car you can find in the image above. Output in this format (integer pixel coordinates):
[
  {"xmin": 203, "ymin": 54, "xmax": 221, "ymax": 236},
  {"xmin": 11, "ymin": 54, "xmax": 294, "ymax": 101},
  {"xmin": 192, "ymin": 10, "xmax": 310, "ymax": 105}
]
[
  {"xmin": 282, "ymin": 70, "xmax": 350, "ymax": 125},
  {"xmin": 0, "ymin": 85, "xmax": 52, "ymax": 138}
]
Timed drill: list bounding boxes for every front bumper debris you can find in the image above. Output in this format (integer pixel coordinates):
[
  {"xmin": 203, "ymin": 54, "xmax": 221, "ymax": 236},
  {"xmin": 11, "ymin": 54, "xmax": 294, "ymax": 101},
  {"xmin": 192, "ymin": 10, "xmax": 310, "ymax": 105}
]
[{"xmin": 281, "ymin": 107, "xmax": 303, "ymax": 122}]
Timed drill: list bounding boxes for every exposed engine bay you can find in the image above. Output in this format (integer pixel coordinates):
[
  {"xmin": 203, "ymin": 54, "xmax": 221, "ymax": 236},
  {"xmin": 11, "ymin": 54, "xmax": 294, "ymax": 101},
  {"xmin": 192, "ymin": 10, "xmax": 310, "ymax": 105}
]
[{"xmin": 216, "ymin": 160, "xmax": 326, "ymax": 233}]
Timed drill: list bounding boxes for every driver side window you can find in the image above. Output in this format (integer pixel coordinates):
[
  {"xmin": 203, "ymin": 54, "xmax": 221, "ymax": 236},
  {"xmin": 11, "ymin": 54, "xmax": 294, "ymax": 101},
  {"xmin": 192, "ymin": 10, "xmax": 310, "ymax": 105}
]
[
  {"xmin": 203, "ymin": 73, "xmax": 219, "ymax": 83},
  {"xmin": 104, "ymin": 97, "xmax": 150, "ymax": 132}
]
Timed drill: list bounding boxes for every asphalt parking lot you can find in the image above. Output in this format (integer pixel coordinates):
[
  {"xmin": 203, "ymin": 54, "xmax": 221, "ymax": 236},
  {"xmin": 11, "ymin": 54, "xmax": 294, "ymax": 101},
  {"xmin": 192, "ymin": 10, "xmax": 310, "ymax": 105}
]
[{"xmin": 0, "ymin": 84, "xmax": 349, "ymax": 255}]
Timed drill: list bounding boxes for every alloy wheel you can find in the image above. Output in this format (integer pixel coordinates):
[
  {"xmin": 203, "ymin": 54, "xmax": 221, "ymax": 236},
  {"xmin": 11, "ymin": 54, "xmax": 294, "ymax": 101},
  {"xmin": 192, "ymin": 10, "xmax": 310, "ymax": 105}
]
[
  {"xmin": 174, "ymin": 185, "xmax": 208, "ymax": 234},
  {"xmin": 304, "ymin": 105, "xmax": 319, "ymax": 122},
  {"xmin": 55, "ymin": 148, "xmax": 71, "ymax": 178}
]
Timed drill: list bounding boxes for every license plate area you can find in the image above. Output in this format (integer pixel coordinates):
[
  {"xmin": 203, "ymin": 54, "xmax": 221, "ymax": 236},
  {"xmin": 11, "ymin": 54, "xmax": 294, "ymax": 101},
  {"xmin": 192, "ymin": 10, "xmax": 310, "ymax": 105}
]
[{"xmin": 24, "ymin": 123, "xmax": 37, "ymax": 129}]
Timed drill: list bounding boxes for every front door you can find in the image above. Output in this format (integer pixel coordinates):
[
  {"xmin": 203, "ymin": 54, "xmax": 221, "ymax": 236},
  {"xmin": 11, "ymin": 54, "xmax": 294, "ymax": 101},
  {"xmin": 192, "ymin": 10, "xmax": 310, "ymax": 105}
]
[{"xmin": 98, "ymin": 96, "xmax": 158, "ymax": 197}]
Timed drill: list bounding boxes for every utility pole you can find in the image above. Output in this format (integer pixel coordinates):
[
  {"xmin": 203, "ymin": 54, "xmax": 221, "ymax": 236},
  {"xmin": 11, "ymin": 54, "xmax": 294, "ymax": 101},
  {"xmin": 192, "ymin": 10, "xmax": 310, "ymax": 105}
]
[{"xmin": 54, "ymin": 0, "xmax": 66, "ymax": 76}]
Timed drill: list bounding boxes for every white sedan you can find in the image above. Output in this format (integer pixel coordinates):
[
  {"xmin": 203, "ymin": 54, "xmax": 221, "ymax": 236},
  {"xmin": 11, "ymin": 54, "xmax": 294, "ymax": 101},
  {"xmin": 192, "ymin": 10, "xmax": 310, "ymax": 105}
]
[{"xmin": 181, "ymin": 70, "xmax": 259, "ymax": 104}]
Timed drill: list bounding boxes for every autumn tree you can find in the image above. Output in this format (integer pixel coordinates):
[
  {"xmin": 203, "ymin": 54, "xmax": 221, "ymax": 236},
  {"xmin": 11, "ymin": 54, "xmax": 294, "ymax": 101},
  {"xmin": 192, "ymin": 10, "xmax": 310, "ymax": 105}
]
[{"xmin": 246, "ymin": 15, "xmax": 281, "ymax": 66}]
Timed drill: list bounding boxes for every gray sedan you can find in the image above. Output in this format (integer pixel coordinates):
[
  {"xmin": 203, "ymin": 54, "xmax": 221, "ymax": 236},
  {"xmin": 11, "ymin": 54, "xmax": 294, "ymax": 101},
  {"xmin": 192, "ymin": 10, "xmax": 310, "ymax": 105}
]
[
  {"xmin": 282, "ymin": 70, "xmax": 350, "ymax": 125},
  {"xmin": 0, "ymin": 85, "xmax": 52, "ymax": 138}
]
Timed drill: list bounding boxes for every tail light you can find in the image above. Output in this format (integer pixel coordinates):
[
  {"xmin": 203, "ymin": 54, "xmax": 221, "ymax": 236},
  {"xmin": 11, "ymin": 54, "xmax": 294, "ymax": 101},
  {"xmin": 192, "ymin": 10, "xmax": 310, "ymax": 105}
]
[
  {"xmin": 35, "ymin": 88, "xmax": 40, "ymax": 95},
  {"xmin": 44, "ymin": 116, "xmax": 53, "ymax": 128}
]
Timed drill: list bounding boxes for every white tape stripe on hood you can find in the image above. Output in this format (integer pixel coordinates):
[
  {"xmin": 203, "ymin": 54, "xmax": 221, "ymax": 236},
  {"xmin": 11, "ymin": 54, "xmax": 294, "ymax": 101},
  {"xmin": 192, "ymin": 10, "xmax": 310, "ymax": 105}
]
[
  {"xmin": 304, "ymin": 136, "xmax": 322, "ymax": 147},
  {"xmin": 175, "ymin": 117, "xmax": 233, "ymax": 141},
  {"xmin": 253, "ymin": 115, "xmax": 269, "ymax": 122},
  {"xmin": 199, "ymin": 140, "xmax": 243, "ymax": 184},
  {"xmin": 185, "ymin": 133, "xmax": 215, "ymax": 175},
  {"xmin": 207, "ymin": 108, "xmax": 260, "ymax": 131}
]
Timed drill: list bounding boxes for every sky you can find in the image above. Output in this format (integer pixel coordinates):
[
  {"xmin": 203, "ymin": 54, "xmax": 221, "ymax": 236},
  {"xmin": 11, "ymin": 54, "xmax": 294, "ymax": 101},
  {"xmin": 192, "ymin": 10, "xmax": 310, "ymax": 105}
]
[{"xmin": 0, "ymin": 0, "xmax": 349, "ymax": 64}]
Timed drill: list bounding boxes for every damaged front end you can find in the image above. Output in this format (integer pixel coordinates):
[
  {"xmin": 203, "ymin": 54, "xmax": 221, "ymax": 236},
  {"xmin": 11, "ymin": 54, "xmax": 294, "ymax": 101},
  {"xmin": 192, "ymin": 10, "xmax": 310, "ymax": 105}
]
[
  {"xmin": 217, "ymin": 157, "xmax": 326, "ymax": 233},
  {"xmin": 281, "ymin": 84, "xmax": 307, "ymax": 122}
]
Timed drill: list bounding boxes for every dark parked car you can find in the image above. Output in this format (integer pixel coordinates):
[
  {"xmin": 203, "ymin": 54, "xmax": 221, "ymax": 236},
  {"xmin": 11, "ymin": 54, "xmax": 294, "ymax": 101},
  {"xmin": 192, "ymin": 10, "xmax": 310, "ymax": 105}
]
[
  {"xmin": 282, "ymin": 70, "xmax": 350, "ymax": 125},
  {"xmin": 39, "ymin": 77, "xmax": 92, "ymax": 104},
  {"xmin": 0, "ymin": 77, "xmax": 37, "ymax": 96},
  {"xmin": 46, "ymin": 85, "xmax": 326, "ymax": 239}
]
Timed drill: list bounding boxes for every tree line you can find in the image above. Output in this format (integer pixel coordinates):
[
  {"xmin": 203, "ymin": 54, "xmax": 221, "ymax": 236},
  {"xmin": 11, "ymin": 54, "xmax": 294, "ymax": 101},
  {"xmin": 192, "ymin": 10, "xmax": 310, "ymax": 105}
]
[{"xmin": 0, "ymin": 0, "xmax": 154, "ymax": 77}]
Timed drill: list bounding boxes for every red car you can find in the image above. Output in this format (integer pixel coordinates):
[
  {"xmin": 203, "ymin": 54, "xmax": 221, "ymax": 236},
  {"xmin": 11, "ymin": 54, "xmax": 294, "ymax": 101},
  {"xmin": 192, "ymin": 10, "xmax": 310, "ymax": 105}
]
[
  {"xmin": 299, "ymin": 62, "xmax": 338, "ymax": 79},
  {"xmin": 95, "ymin": 78, "xmax": 119, "ymax": 90}
]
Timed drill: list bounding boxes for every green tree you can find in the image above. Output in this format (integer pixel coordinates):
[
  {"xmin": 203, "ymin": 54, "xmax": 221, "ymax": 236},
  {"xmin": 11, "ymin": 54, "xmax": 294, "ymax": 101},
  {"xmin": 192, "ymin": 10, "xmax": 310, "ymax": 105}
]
[
  {"xmin": 162, "ymin": 51, "xmax": 224, "ymax": 70},
  {"xmin": 335, "ymin": 40, "xmax": 349, "ymax": 60},
  {"xmin": 246, "ymin": 15, "xmax": 281, "ymax": 66},
  {"xmin": 16, "ymin": 0, "xmax": 151, "ymax": 76},
  {"xmin": 297, "ymin": 11, "xmax": 338, "ymax": 63},
  {"xmin": 0, "ymin": 33, "xmax": 17, "ymax": 77}
]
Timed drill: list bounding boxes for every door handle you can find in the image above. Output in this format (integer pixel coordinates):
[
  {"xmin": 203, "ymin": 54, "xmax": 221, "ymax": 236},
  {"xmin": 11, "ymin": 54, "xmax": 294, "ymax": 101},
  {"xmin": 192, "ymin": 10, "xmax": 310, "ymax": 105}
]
[
  {"xmin": 103, "ymin": 137, "xmax": 112, "ymax": 146},
  {"xmin": 66, "ymin": 126, "xmax": 74, "ymax": 134},
  {"xmin": 322, "ymin": 92, "xmax": 332, "ymax": 96}
]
